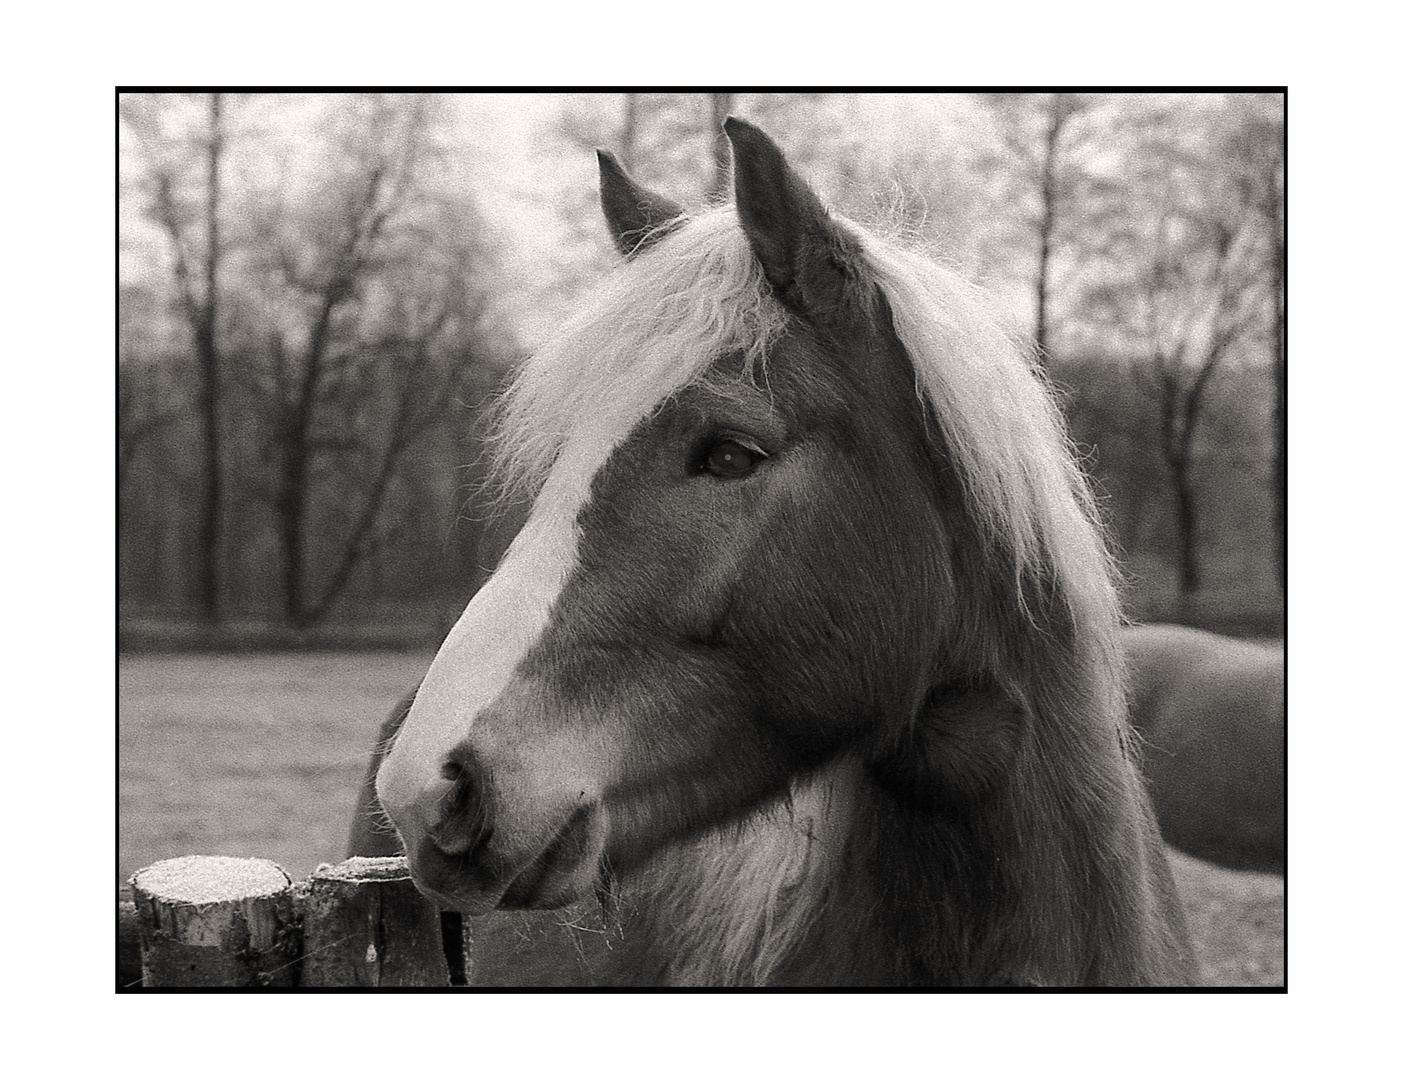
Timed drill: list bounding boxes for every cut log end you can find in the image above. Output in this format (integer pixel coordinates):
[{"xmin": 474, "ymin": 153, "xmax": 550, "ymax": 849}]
[
  {"xmin": 311, "ymin": 855, "xmax": 412, "ymax": 883},
  {"xmin": 130, "ymin": 855, "xmax": 297, "ymax": 987},
  {"xmin": 131, "ymin": 855, "xmax": 291, "ymax": 905}
]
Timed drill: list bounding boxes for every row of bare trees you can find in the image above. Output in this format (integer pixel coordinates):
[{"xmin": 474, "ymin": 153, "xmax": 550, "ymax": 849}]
[
  {"xmin": 120, "ymin": 94, "xmax": 516, "ymax": 628},
  {"xmin": 965, "ymin": 93, "xmax": 1282, "ymax": 600},
  {"xmin": 119, "ymin": 92, "xmax": 1283, "ymax": 632}
]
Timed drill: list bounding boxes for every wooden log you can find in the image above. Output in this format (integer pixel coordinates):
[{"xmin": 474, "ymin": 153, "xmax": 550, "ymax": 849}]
[
  {"xmin": 118, "ymin": 884, "xmax": 143, "ymax": 989},
  {"xmin": 300, "ymin": 856, "xmax": 450, "ymax": 987},
  {"xmin": 130, "ymin": 856, "xmax": 298, "ymax": 987},
  {"xmin": 442, "ymin": 909, "xmax": 471, "ymax": 986}
]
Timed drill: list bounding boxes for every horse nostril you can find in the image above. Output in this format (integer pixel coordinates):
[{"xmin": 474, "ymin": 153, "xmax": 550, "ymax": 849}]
[{"xmin": 432, "ymin": 746, "xmax": 492, "ymax": 857}]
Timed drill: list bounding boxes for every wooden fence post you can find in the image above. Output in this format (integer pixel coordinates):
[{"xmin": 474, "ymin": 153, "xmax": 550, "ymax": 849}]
[
  {"xmin": 299, "ymin": 856, "xmax": 451, "ymax": 987},
  {"xmin": 118, "ymin": 884, "xmax": 142, "ymax": 989},
  {"xmin": 124, "ymin": 854, "xmax": 463, "ymax": 987},
  {"xmin": 130, "ymin": 856, "xmax": 299, "ymax": 987}
]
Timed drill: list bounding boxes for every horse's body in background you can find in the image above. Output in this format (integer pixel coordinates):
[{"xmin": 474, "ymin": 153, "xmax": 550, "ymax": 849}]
[
  {"xmin": 358, "ymin": 120, "xmax": 1196, "ymax": 985},
  {"xmin": 1124, "ymin": 624, "xmax": 1284, "ymax": 875}
]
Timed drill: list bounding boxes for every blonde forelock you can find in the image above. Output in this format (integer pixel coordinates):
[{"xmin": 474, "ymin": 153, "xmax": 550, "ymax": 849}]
[{"xmin": 487, "ymin": 210, "xmax": 789, "ymax": 505}]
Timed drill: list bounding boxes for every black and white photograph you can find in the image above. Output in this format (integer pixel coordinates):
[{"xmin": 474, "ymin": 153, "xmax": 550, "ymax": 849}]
[{"xmin": 116, "ymin": 92, "xmax": 1289, "ymax": 994}]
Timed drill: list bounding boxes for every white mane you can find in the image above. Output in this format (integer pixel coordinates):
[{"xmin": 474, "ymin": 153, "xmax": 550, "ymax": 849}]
[{"xmin": 858, "ymin": 232, "xmax": 1124, "ymax": 669}]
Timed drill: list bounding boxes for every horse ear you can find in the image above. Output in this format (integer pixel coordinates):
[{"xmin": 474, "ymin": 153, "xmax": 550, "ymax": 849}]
[
  {"xmin": 597, "ymin": 150, "xmax": 687, "ymax": 259},
  {"xmin": 725, "ymin": 117, "xmax": 862, "ymax": 318}
]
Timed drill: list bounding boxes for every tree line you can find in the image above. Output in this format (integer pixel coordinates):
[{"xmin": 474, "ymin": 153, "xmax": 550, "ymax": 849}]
[
  {"xmin": 120, "ymin": 94, "xmax": 519, "ymax": 630},
  {"xmin": 118, "ymin": 92, "xmax": 1283, "ymax": 636}
]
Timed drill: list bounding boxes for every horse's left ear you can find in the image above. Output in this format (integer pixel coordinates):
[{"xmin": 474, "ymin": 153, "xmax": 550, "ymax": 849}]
[
  {"xmin": 725, "ymin": 117, "xmax": 864, "ymax": 319},
  {"xmin": 597, "ymin": 150, "xmax": 687, "ymax": 259}
]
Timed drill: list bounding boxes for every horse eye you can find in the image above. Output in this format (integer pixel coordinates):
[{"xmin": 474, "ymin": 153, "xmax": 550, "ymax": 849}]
[{"xmin": 703, "ymin": 439, "xmax": 765, "ymax": 478}]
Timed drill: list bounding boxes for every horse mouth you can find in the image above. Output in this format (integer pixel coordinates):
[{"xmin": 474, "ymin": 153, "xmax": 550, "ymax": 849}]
[
  {"xmin": 412, "ymin": 802, "xmax": 602, "ymax": 915},
  {"xmin": 498, "ymin": 803, "xmax": 600, "ymax": 909}
]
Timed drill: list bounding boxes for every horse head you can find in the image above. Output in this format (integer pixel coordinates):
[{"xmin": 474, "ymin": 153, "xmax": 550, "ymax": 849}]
[
  {"xmin": 378, "ymin": 119, "xmax": 954, "ymax": 909},
  {"xmin": 374, "ymin": 120, "xmax": 1194, "ymax": 986}
]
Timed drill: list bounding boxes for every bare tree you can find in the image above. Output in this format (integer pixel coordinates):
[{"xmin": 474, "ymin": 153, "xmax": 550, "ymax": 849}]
[
  {"xmin": 118, "ymin": 353, "xmax": 183, "ymax": 505},
  {"xmin": 706, "ymin": 92, "xmax": 735, "ymax": 199},
  {"xmin": 1228, "ymin": 95, "xmax": 1285, "ymax": 590},
  {"xmin": 618, "ymin": 93, "xmax": 639, "ymax": 171},
  {"xmin": 121, "ymin": 92, "xmax": 227, "ymax": 623},
  {"xmin": 245, "ymin": 95, "xmax": 503, "ymax": 626},
  {"xmin": 121, "ymin": 93, "xmax": 514, "ymax": 628},
  {"xmin": 1083, "ymin": 101, "xmax": 1276, "ymax": 597},
  {"xmin": 979, "ymin": 93, "xmax": 1105, "ymax": 363},
  {"xmin": 117, "ymin": 275, "xmax": 185, "ymax": 507},
  {"xmin": 1148, "ymin": 219, "xmax": 1265, "ymax": 595}
]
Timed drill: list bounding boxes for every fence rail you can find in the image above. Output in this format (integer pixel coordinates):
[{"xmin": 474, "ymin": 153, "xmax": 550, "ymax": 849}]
[{"xmin": 119, "ymin": 855, "xmax": 467, "ymax": 988}]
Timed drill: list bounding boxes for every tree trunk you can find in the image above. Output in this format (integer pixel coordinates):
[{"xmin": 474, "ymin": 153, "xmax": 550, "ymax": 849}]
[
  {"xmin": 1157, "ymin": 363, "xmax": 1202, "ymax": 598},
  {"xmin": 1167, "ymin": 449, "xmax": 1201, "ymax": 595},
  {"xmin": 277, "ymin": 435, "xmax": 309, "ymax": 626},
  {"xmin": 1031, "ymin": 99, "xmax": 1066, "ymax": 363},
  {"xmin": 303, "ymin": 442, "xmax": 400, "ymax": 627},
  {"xmin": 619, "ymin": 93, "xmax": 639, "ymax": 171},
  {"xmin": 196, "ymin": 93, "xmax": 224, "ymax": 624},
  {"xmin": 1272, "ymin": 333, "xmax": 1285, "ymax": 592},
  {"xmin": 708, "ymin": 93, "xmax": 735, "ymax": 200},
  {"xmin": 1271, "ymin": 184, "xmax": 1285, "ymax": 593},
  {"xmin": 276, "ymin": 284, "xmax": 342, "ymax": 627},
  {"xmin": 1032, "ymin": 176, "xmax": 1054, "ymax": 362}
]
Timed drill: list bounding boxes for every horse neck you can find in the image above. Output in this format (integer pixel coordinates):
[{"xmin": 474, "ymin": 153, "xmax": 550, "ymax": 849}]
[
  {"xmin": 623, "ymin": 756, "xmax": 891, "ymax": 986},
  {"xmin": 622, "ymin": 721, "xmax": 1190, "ymax": 987},
  {"xmin": 621, "ymin": 755, "xmax": 1037, "ymax": 986}
]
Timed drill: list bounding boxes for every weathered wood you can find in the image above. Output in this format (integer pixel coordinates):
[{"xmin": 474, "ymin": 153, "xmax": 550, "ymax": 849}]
[
  {"xmin": 130, "ymin": 856, "xmax": 298, "ymax": 987},
  {"xmin": 118, "ymin": 884, "xmax": 143, "ymax": 989},
  {"xmin": 300, "ymin": 856, "xmax": 450, "ymax": 987},
  {"xmin": 443, "ymin": 910, "xmax": 471, "ymax": 986}
]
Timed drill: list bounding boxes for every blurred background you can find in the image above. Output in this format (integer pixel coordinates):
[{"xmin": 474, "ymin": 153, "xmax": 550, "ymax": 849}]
[{"xmin": 118, "ymin": 91, "xmax": 1284, "ymax": 646}]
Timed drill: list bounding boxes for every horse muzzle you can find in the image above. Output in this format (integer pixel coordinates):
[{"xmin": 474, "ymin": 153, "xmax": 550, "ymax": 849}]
[{"xmin": 378, "ymin": 738, "xmax": 608, "ymax": 915}]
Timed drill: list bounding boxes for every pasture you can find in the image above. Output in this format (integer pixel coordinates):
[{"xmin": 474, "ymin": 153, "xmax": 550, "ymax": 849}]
[{"xmin": 118, "ymin": 650, "xmax": 1282, "ymax": 987}]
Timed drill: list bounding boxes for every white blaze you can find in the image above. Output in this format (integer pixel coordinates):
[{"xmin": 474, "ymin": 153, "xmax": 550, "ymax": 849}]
[
  {"xmin": 375, "ymin": 428, "xmax": 622, "ymax": 823},
  {"xmin": 374, "ymin": 212, "xmax": 782, "ymax": 827}
]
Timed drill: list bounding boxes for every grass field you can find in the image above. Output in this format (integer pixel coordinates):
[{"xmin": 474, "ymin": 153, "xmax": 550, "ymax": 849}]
[{"xmin": 118, "ymin": 651, "xmax": 1283, "ymax": 987}]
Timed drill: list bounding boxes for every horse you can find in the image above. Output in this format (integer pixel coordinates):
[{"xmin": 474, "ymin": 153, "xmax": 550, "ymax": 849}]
[
  {"xmin": 362, "ymin": 118, "xmax": 1198, "ymax": 986},
  {"xmin": 1122, "ymin": 624, "xmax": 1284, "ymax": 875}
]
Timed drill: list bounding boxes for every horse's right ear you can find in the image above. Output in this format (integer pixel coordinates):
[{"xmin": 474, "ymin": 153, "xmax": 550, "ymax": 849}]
[{"xmin": 597, "ymin": 150, "xmax": 686, "ymax": 259}]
